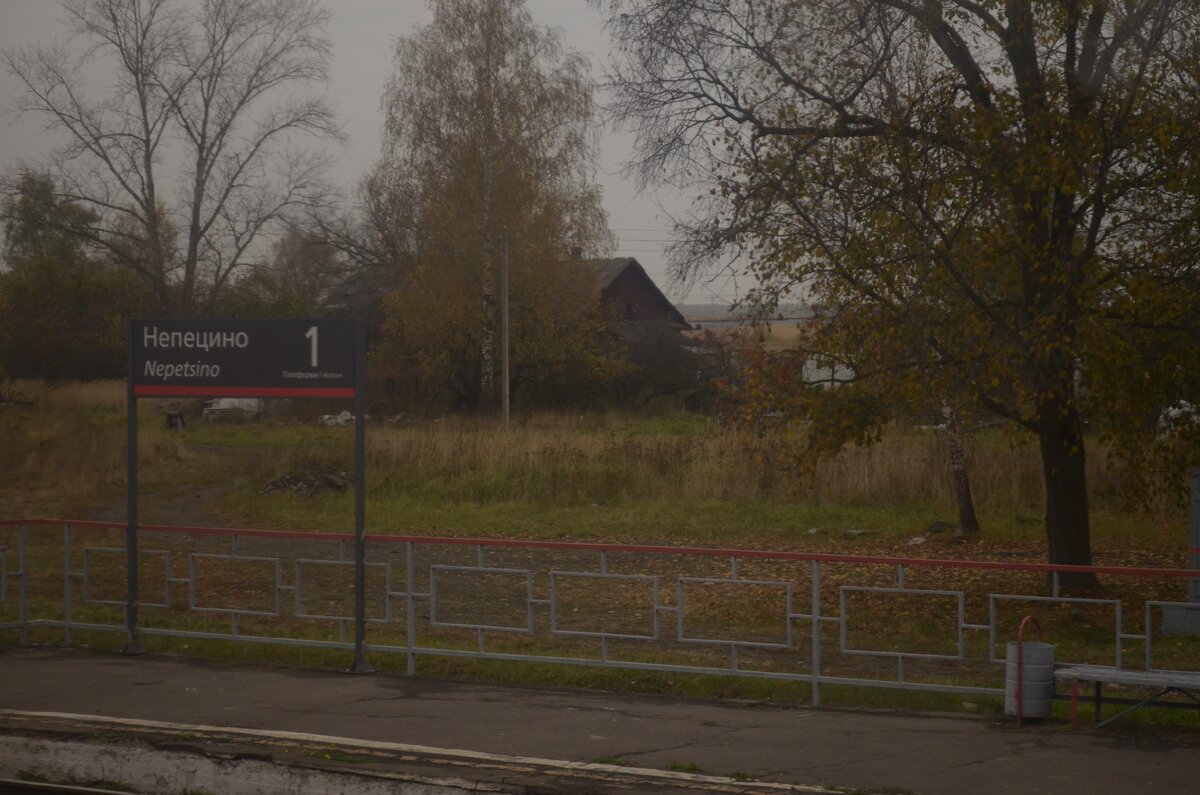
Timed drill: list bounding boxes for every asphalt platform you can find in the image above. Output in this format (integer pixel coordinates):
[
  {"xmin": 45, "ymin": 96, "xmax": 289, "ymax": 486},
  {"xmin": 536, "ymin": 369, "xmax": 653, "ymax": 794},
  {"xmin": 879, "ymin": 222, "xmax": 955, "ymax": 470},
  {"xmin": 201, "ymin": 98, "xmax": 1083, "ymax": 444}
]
[{"xmin": 0, "ymin": 647, "xmax": 1196, "ymax": 794}]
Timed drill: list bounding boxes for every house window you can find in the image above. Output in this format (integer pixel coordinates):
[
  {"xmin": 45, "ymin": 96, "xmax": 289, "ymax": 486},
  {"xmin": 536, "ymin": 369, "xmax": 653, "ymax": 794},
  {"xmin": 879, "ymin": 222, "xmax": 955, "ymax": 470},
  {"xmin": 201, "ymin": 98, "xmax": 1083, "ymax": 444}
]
[{"xmin": 625, "ymin": 302, "xmax": 633, "ymax": 319}]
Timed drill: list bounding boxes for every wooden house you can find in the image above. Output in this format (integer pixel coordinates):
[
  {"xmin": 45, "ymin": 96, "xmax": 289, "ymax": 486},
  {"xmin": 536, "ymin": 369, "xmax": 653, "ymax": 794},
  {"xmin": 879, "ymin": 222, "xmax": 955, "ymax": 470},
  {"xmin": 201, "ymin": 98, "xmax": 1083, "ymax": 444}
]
[
  {"xmin": 592, "ymin": 257, "xmax": 689, "ymax": 326},
  {"xmin": 586, "ymin": 257, "xmax": 715, "ymax": 405}
]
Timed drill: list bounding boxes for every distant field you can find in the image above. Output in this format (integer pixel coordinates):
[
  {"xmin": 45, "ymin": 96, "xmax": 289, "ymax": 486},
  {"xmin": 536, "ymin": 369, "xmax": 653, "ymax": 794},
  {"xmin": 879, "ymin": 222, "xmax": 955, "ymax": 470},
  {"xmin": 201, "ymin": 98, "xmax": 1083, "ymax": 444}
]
[
  {"xmin": 690, "ymin": 319, "xmax": 810, "ymax": 350},
  {"xmin": 759, "ymin": 322, "xmax": 807, "ymax": 350}
]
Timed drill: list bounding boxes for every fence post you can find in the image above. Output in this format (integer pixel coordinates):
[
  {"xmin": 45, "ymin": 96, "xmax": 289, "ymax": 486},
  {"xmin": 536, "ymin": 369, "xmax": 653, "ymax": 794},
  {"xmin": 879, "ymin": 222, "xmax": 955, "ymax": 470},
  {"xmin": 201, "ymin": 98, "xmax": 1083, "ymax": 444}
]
[
  {"xmin": 18, "ymin": 524, "xmax": 28, "ymax": 646},
  {"xmin": 1149, "ymin": 473, "xmax": 1198, "ymax": 637},
  {"xmin": 811, "ymin": 560, "xmax": 821, "ymax": 707},
  {"xmin": 63, "ymin": 524, "xmax": 72, "ymax": 646},
  {"xmin": 1190, "ymin": 469, "xmax": 1199, "ymax": 604},
  {"xmin": 406, "ymin": 540, "xmax": 416, "ymax": 676}
]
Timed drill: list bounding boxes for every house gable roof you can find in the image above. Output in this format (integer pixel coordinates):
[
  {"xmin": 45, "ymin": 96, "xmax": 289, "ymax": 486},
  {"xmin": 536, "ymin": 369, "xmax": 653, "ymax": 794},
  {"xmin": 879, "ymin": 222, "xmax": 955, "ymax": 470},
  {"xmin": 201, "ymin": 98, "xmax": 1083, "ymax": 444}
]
[
  {"xmin": 322, "ymin": 264, "xmax": 399, "ymax": 324},
  {"xmin": 588, "ymin": 257, "xmax": 688, "ymax": 327}
]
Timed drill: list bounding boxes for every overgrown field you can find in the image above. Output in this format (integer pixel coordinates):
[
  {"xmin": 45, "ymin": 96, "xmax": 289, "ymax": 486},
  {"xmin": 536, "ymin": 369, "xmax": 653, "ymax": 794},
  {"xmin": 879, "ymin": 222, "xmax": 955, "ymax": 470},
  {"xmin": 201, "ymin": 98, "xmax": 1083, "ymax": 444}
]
[
  {"xmin": 3, "ymin": 379, "xmax": 1198, "ymax": 729},
  {"xmin": 0, "ymin": 379, "xmax": 1186, "ymax": 559}
]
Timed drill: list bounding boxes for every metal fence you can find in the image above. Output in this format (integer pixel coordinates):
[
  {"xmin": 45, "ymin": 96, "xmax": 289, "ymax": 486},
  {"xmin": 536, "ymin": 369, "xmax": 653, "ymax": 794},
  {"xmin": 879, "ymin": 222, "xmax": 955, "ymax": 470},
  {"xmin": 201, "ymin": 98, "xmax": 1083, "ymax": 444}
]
[{"xmin": 2, "ymin": 518, "xmax": 1198, "ymax": 708}]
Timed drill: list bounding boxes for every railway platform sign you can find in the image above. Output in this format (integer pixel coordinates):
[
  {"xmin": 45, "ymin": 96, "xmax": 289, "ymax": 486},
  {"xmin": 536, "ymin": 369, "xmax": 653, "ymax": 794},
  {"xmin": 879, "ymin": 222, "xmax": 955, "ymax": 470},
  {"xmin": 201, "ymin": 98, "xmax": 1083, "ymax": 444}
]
[
  {"xmin": 125, "ymin": 319, "xmax": 371, "ymax": 671},
  {"xmin": 131, "ymin": 318, "xmax": 358, "ymax": 398}
]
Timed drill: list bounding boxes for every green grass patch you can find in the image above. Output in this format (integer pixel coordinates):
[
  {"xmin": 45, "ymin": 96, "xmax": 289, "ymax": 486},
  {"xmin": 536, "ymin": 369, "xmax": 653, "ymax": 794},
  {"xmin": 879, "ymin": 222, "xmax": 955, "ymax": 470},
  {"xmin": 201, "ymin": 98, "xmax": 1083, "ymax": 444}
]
[{"xmin": 216, "ymin": 485, "xmax": 950, "ymax": 542}]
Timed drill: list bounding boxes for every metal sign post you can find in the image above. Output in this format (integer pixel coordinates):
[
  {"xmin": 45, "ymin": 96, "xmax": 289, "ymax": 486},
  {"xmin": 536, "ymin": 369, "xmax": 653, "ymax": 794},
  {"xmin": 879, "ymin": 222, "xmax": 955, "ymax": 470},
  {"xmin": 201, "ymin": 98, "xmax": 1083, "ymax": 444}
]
[
  {"xmin": 125, "ymin": 332, "xmax": 141, "ymax": 654},
  {"xmin": 351, "ymin": 319, "xmax": 372, "ymax": 672},
  {"xmin": 127, "ymin": 318, "xmax": 371, "ymax": 670},
  {"xmin": 1190, "ymin": 468, "xmax": 1199, "ymax": 604}
]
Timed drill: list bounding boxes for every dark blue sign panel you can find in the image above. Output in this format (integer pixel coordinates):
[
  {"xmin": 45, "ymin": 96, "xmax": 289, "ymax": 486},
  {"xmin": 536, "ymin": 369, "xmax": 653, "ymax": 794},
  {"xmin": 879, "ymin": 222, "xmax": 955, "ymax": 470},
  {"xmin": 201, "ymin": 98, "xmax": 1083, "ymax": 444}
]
[{"xmin": 131, "ymin": 318, "xmax": 357, "ymax": 398}]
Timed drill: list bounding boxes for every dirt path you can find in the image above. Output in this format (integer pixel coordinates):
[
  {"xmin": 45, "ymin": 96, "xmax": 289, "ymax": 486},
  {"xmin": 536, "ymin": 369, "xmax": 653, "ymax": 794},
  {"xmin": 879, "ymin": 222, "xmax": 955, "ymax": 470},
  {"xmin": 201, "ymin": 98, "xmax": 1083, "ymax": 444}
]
[{"xmin": 84, "ymin": 443, "xmax": 274, "ymax": 528}]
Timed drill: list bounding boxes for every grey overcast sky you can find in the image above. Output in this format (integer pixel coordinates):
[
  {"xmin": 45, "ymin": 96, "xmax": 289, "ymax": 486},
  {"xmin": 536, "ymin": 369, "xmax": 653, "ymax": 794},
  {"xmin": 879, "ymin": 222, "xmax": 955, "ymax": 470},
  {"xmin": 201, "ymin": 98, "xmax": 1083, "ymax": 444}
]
[{"xmin": 0, "ymin": 0, "xmax": 740, "ymax": 306}]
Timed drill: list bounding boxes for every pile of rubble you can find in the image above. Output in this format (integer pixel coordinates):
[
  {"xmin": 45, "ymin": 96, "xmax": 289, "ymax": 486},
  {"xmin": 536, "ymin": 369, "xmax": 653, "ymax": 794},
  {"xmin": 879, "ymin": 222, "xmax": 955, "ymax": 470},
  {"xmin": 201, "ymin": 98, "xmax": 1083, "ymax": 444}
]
[{"xmin": 261, "ymin": 468, "xmax": 351, "ymax": 496}]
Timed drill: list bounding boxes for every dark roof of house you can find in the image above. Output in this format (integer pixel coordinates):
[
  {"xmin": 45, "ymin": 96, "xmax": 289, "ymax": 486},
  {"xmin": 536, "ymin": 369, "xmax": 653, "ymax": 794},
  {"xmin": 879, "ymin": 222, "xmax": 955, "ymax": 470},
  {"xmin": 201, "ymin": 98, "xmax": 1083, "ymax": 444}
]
[
  {"xmin": 591, "ymin": 257, "xmax": 636, "ymax": 291},
  {"xmin": 586, "ymin": 257, "xmax": 688, "ymax": 327},
  {"xmin": 322, "ymin": 264, "xmax": 400, "ymax": 320}
]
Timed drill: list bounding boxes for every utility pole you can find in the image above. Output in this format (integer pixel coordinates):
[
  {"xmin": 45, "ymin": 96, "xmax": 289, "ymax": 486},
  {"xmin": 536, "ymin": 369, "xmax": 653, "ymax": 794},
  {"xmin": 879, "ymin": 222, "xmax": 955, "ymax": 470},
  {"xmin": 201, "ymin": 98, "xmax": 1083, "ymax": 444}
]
[{"xmin": 501, "ymin": 233, "xmax": 510, "ymax": 426}]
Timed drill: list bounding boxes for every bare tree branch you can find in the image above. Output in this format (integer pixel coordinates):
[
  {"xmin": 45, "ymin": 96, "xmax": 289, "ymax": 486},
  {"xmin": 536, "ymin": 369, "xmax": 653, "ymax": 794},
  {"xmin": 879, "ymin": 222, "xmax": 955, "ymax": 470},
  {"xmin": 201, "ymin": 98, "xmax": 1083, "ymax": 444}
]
[{"xmin": 3, "ymin": 0, "xmax": 340, "ymax": 313}]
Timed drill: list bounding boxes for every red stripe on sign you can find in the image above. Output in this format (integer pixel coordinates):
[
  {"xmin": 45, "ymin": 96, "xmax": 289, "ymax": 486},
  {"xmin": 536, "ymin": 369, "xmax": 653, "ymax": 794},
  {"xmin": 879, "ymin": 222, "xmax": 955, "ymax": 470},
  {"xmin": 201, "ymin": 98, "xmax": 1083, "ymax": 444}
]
[{"xmin": 133, "ymin": 385, "xmax": 355, "ymax": 398}]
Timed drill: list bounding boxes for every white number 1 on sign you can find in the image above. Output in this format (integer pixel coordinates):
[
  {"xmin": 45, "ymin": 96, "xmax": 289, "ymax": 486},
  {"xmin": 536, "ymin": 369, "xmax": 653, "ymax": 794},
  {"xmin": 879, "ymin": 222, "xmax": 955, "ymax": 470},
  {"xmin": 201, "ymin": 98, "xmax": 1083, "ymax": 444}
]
[{"xmin": 305, "ymin": 325, "xmax": 318, "ymax": 367}]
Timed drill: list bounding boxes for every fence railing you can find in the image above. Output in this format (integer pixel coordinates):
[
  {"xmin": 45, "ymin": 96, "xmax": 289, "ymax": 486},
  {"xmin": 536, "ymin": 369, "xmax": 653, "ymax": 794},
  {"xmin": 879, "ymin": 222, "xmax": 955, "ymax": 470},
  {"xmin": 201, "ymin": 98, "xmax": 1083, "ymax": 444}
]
[{"xmin": 2, "ymin": 518, "xmax": 1198, "ymax": 709}]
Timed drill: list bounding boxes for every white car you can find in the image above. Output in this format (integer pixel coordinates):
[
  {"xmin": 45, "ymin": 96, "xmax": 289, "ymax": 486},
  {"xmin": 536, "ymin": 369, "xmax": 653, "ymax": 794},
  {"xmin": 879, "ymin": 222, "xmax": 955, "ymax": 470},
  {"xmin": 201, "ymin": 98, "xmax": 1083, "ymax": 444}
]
[{"xmin": 201, "ymin": 397, "xmax": 265, "ymax": 420}]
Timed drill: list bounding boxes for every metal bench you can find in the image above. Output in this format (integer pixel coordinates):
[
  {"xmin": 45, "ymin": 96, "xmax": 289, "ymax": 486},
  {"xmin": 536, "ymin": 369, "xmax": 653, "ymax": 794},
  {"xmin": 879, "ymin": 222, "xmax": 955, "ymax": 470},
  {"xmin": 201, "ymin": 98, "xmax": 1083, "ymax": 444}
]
[{"xmin": 1054, "ymin": 664, "xmax": 1200, "ymax": 729}]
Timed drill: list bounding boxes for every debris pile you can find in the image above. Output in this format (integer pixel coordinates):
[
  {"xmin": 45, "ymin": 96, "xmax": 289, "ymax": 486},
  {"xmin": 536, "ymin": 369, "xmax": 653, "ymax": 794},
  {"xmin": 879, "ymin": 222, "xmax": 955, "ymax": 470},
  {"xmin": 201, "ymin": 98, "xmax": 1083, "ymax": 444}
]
[
  {"xmin": 262, "ymin": 468, "xmax": 351, "ymax": 496},
  {"xmin": 318, "ymin": 410, "xmax": 354, "ymax": 426}
]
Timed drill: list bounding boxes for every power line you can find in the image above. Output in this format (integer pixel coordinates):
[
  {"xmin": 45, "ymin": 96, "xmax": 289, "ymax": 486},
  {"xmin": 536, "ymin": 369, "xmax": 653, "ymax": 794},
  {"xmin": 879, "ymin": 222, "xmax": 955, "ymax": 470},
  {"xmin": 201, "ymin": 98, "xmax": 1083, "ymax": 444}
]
[
  {"xmin": 615, "ymin": 238, "xmax": 685, "ymax": 243},
  {"xmin": 608, "ymin": 227, "xmax": 683, "ymax": 232}
]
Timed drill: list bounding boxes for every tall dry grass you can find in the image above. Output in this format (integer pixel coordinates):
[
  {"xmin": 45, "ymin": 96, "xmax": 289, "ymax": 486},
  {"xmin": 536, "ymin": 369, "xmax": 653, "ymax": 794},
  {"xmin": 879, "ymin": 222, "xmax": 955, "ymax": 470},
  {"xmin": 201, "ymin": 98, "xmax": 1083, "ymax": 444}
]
[
  {"xmin": 357, "ymin": 412, "xmax": 1148, "ymax": 520},
  {"xmin": 363, "ymin": 414, "xmax": 755, "ymax": 505},
  {"xmin": 804, "ymin": 429, "xmax": 1048, "ymax": 513},
  {"xmin": 1, "ymin": 380, "xmax": 1174, "ymax": 528},
  {"xmin": 0, "ymin": 380, "xmax": 191, "ymax": 515}
]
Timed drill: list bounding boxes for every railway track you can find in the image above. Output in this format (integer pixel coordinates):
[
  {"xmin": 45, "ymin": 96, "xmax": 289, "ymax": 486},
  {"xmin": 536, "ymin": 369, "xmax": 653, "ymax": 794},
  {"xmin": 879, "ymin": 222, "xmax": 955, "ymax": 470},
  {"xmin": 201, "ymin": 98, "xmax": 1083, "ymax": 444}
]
[{"xmin": 0, "ymin": 781, "xmax": 137, "ymax": 795}]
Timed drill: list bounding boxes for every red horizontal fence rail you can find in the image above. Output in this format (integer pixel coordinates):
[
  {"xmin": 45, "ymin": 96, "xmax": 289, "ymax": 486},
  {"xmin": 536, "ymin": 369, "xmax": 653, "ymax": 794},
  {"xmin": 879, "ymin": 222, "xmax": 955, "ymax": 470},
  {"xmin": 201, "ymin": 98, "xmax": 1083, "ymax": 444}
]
[
  {"xmin": 3, "ymin": 518, "xmax": 1197, "ymax": 578},
  {"xmin": 3, "ymin": 517, "xmax": 1198, "ymax": 715}
]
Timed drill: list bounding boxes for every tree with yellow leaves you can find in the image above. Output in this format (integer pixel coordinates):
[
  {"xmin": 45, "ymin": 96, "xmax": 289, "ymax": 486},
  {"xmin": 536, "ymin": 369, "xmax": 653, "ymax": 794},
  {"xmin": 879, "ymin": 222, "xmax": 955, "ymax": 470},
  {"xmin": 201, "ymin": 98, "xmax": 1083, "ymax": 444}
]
[
  {"xmin": 374, "ymin": 0, "xmax": 619, "ymax": 410},
  {"xmin": 603, "ymin": 0, "xmax": 1200, "ymax": 576}
]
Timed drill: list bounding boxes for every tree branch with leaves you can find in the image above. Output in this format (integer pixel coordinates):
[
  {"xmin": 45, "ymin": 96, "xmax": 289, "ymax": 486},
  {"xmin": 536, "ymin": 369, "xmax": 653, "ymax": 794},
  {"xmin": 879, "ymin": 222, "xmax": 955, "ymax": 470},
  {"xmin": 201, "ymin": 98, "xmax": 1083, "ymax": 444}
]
[{"xmin": 601, "ymin": 0, "xmax": 1200, "ymax": 574}]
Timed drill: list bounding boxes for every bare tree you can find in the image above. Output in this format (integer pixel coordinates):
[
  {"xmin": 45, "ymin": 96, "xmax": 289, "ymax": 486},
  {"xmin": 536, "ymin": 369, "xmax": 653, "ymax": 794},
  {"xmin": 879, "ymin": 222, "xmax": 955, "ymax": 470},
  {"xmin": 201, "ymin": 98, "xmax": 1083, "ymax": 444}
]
[
  {"xmin": 303, "ymin": 162, "xmax": 422, "ymax": 284},
  {"xmin": 253, "ymin": 226, "xmax": 346, "ymax": 314},
  {"xmin": 4, "ymin": 0, "xmax": 340, "ymax": 314}
]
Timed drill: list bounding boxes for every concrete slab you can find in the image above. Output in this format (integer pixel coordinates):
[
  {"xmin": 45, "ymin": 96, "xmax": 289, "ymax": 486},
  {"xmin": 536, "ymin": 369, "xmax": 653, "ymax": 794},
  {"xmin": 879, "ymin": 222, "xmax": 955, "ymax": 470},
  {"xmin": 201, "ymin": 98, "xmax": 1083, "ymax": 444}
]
[{"xmin": 1, "ymin": 647, "xmax": 1197, "ymax": 794}]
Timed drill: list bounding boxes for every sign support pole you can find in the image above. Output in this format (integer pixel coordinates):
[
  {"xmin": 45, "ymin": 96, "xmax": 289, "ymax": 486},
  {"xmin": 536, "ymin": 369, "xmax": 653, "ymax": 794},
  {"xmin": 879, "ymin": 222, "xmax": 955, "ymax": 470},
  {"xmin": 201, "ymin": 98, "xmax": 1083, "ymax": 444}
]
[
  {"xmin": 124, "ymin": 321, "xmax": 142, "ymax": 654},
  {"xmin": 128, "ymin": 317, "xmax": 366, "ymax": 662},
  {"xmin": 1190, "ymin": 468, "xmax": 1199, "ymax": 604},
  {"xmin": 350, "ymin": 319, "xmax": 373, "ymax": 673}
]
